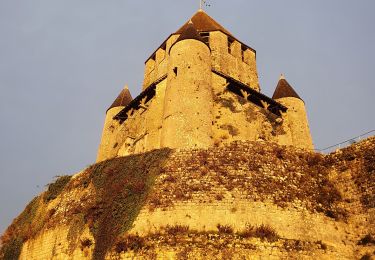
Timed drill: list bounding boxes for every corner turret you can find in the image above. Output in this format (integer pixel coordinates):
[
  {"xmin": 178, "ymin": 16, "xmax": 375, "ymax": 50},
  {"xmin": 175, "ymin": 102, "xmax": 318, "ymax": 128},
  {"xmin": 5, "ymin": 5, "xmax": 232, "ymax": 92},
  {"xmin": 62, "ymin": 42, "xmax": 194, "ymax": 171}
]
[
  {"xmin": 273, "ymin": 75, "xmax": 313, "ymax": 150},
  {"xmin": 97, "ymin": 86, "xmax": 133, "ymax": 162}
]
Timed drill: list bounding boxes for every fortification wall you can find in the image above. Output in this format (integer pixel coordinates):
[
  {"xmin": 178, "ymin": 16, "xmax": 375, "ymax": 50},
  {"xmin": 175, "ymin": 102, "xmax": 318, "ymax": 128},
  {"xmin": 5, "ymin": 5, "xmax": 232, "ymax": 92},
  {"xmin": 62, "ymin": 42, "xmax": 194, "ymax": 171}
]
[
  {"xmin": 143, "ymin": 35, "xmax": 179, "ymax": 90},
  {"xmin": 211, "ymin": 73, "xmax": 292, "ymax": 147},
  {"xmin": 3, "ymin": 138, "xmax": 374, "ymax": 260},
  {"xmin": 19, "ymin": 226, "xmax": 94, "ymax": 260},
  {"xmin": 210, "ymin": 31, "xmax": 259, "ymax": 91},
  {"xmin": 117, "ymin": 79, "xmax": 167, "ymax": 156}
]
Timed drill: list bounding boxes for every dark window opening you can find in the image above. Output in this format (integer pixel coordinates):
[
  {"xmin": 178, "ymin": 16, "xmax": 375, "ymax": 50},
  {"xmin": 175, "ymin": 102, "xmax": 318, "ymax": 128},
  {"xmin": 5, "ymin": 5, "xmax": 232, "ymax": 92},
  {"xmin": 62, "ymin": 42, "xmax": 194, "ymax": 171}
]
[
  {"xmin": 173, "ymin": 67, "xmax": 178, "ymax": 76},
  {"xmin": 241, "ymin": 45, "xmax": 247, "ymax": 62},
  {"xmin": 199, "ymin": 32, "xmax": 210, "ymax": 46},
  {"xmin": 228, "ymin": 37, "xmax": 235, "ymax": 54}
]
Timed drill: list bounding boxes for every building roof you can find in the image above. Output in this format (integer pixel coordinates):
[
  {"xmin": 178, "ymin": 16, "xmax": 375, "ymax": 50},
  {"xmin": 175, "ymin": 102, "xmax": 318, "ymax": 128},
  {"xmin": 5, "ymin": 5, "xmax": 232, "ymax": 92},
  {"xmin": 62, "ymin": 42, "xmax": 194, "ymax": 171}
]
[
  {"xmin": 145, "ymin": 10, "xmax": 256, "ymax": 63},
  {"xmin": 272, "ymin": 75, "xmax": 302, "ymax": 100},
  {"xmin": 176, "ymin": 10, "xmax": 233, "ymax": 37},
  {"xmin": 176, "ymin": 21, "xmax": 205, "ymax": 43},
  {"xmin": 107, "ymin": 86, "xmax": 133, "ymax": 112}
]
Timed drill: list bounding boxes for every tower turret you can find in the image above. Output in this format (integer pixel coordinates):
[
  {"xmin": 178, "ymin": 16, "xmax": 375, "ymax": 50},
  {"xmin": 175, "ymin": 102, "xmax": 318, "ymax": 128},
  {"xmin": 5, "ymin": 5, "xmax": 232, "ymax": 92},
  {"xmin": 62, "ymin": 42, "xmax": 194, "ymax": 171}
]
[
  {"xmin": 161, "ymin": 21, "xmax": 214, "ymax": 148},
  {"xmin": 272, "ymin": 75, "xmax": 313, "ymax": 150},
  {"xmin": 97, "ymin": 86, "xmax": 133, "ymax": 162}
]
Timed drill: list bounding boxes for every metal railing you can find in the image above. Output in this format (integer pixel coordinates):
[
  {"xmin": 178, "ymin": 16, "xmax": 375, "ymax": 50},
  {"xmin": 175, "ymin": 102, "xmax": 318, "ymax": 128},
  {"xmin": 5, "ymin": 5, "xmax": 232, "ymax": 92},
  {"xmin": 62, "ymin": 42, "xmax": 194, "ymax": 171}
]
[{"xmin": 316, "ymin": 130, "xmax": 375, "ymax": 154}]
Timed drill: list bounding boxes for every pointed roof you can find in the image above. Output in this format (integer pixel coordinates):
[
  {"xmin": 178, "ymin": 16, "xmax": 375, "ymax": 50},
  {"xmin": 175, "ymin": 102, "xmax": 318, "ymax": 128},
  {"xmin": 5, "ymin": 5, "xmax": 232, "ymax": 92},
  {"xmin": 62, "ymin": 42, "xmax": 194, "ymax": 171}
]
[
  {"xmin": 107, "ymin": 86, "xmax": 133, "ymax": 112},
  {"xmin": 176, "ymin": 10, "xmax": 233, "ymax": 37},
  {"xmin": 272, "ymin": 75, "xmax": 302, "ymax": 100},
  {"xmin": 175, "ymin": 21, "xmax": 205, "ymax": 43}
]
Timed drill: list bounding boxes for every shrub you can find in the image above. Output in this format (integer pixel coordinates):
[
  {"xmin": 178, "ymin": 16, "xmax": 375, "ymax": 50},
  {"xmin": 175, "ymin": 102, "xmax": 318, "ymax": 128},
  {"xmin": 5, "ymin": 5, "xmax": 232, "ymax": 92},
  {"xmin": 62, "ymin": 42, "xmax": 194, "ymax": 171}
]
[
  {"xmin": 215, "ymin": 193, "xmax": 224, "ymax": 201},
  {"xmin": 165, "ymin": 225, "xmax": 190, "ymax": 235},
  {"xmin": 238, "ymin": 223, "xmax": 255, "ymax": 238},
  {"xmin": 80, "ymin": 238, "xmax": 93, "ymax": 249},
  {"xmin": 360, "ymin": 253, "xmax": 372, "ymax": 260},
  {"xmin": 44, "ymin": 175, "xmax": 72, "ymax": 202},
  {"xmin": 217, "ymin": 224, "xmax": 233, "ymax": 234},
  {"xmin": 115, "ymin": 235, "xmax": 145, "ymax": 253},
  {"xmin": 0, "ymin": 238, "xmax": 23, "ymax": 260},
  {"xmin": 254, "ymin": 224, "xmax": 279, "ymax": 242},
  {"xmin": 358, "ymin": 234, "xmax": 375, "ymax": 245}
]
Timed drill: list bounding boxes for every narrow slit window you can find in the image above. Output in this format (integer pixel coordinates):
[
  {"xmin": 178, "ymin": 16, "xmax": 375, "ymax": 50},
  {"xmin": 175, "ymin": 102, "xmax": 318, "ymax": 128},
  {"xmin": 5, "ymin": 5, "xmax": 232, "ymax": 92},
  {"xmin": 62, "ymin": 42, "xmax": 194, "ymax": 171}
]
[{"xmin": 228, "ymin": 37, "xmax": 235, "ymax": 54}]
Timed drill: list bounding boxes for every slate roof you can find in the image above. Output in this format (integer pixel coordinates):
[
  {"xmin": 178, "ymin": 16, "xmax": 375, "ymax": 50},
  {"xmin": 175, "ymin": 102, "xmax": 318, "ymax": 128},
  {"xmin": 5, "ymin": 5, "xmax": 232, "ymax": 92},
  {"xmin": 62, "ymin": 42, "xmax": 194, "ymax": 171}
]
[
  {"xmin": 175, "ymin": 21, "xmax": 205, "ymax": 43},
  {"xmin": 272, "ymin": 76, "xmax": 302, "ymax": 100},
  {"xmin": 176, "ymin": 10, "xmax": 233, "ymax": 36},
  {"xmin": 107, "ymin": 86, "xmax": 133, "ymax": 112}
]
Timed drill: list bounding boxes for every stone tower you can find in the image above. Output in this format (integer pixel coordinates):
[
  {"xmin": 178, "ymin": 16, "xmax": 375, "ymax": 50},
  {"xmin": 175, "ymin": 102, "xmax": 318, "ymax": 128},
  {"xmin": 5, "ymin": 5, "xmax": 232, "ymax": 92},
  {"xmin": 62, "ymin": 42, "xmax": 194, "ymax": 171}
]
[
  {"xmin": 161, "ymin": 22, "xmax": 214, "ymax": 149},
  {"xmin": 97, "ymin": 86, "xmax": 132, "ymax": 162},
  {"xmin": 96, "ymin": 9, "xmax": 314, "ymax": 162},
  {"xmin": 272, "ymin": 75, "xmax": 313, "ymax": 150}
]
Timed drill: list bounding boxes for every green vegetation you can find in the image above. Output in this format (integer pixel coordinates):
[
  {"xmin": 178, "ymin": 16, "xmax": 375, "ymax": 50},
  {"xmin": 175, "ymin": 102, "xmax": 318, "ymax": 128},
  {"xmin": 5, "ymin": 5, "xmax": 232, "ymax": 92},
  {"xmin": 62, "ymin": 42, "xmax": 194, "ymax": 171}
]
[
  {"xmin": 0, "ymin": 174, "xmax": 73, "ymax": 259},
  {"xmin": 44, "ymin": 175, "xmax": 72, "ymax": 202},
  {"xmin": 115, "ymin": 235, "xmax": 145, "ymax": 253},
  {"xmin": 85, "ymin": 148, "xmax": 171, "ymax": 260},
  {"xmin": 164, "ymin": 225, "xmax": 190, "ymax": 235},
  {"xmin": 216, "ymin": 224, "xmax": 234, "ymax": 234},
  {"xmin": 238, "ymin": 224, "xmax": 279, "ymax": 242},
  {"xmin": 0, "ymin": 238, "xmax": 23, "ymax": 260}
]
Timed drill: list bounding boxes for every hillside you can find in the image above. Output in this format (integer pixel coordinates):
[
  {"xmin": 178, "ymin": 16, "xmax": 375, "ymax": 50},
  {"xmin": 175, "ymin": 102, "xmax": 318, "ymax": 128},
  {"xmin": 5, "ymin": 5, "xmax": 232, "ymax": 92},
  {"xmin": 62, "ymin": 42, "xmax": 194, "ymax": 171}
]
[{"xmin": 1, "ymin": 137, "xmax": 374, "ymax": 259}]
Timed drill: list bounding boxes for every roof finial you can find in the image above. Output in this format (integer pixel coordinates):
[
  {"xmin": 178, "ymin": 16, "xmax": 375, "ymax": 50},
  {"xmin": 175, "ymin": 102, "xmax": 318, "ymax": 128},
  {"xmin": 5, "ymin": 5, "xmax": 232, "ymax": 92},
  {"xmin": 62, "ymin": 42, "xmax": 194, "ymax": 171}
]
[
  {"xmin": 279, "ymin": 74, "xmax": 285, "ymax": 80},
  {"xmin": 124, "ymin": 84, "xmax": 129, "ymax": 90},
  {"xmin": 199, "ymin": 0, "xmax": 210, "ymax": 11}
]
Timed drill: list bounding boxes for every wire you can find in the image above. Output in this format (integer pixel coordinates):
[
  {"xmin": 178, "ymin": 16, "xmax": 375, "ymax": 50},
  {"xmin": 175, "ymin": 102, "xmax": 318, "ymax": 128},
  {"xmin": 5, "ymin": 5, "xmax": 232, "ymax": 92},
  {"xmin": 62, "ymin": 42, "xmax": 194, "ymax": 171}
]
[{"xmin": 317, "ymin": 129, "xmax": 375, "ymax": 152}]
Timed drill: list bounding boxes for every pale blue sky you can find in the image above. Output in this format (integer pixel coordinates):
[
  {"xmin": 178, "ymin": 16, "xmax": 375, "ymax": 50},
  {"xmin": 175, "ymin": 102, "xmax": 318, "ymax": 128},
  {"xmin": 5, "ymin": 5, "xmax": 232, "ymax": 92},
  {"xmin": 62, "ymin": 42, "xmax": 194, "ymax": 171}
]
[{"xmin": 0, "ymin": 1, "xmax": 374, "ymax": 233}]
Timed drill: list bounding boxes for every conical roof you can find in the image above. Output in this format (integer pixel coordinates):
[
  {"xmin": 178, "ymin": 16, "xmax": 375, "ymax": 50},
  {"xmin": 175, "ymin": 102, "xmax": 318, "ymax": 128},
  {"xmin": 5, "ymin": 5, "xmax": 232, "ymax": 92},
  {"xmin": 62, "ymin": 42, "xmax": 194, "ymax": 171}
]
[
  {"xmin": 175, "ymin": 21, "xmax": 205, "ymax": 43},
  {"xmin": 272, "ymin": 75, "xmax": 302, "ymax": 100},
  {"xmin": 176, "ymin": 10, "xmax": 233, "ymax": 37},
  {"xmin": 107, "ymin": 86, "xmax": 133, "ymax": 112}
]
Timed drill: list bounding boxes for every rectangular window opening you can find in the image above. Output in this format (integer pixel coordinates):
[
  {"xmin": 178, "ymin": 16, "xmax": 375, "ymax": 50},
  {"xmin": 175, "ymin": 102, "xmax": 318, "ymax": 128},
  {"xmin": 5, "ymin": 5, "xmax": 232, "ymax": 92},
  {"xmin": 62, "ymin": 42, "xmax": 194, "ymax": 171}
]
[{"xmin": 199, "ymin": 32, "xmax": 210, "ymax": 46}]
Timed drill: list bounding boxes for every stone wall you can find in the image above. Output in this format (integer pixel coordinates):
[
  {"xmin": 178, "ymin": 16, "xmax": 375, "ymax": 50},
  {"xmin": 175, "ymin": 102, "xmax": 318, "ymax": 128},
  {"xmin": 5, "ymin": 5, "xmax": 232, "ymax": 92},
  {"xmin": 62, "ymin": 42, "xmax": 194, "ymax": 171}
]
[
  {"xmin": 210, "ymin": 31, "xmax": 259, "ymax": 92},
  {"xmin": 4, "ymin": 137, "xmax": 374, "ymax": 260},
  {"xmin": 211, "ymin": 73, "xmax": 290, "ymax": 147}
]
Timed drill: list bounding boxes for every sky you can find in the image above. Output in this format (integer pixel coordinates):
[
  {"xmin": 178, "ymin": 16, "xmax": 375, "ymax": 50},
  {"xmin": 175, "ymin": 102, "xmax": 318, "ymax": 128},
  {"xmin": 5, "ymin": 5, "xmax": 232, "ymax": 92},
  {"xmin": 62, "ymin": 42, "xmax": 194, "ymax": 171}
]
[{"xmin": 0, "ymin": 0, "xmax": 374, "ymax": 234}]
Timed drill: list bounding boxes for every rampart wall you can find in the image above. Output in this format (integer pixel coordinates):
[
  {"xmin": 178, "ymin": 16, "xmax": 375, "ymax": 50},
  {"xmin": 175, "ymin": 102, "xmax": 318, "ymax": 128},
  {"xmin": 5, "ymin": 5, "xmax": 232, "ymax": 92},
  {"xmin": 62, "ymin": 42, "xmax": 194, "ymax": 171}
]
[{"xmin": 7, "ymin": 138, "xmax": 374, "ymax": 260}]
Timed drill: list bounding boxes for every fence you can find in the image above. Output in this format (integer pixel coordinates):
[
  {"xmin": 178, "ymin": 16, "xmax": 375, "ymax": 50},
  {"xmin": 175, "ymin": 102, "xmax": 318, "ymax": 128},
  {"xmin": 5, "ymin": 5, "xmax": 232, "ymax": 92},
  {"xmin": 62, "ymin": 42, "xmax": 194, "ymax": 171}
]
[{"xmin": 316, "ymin": 130, "xmax": 375, "ymax": 154}]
